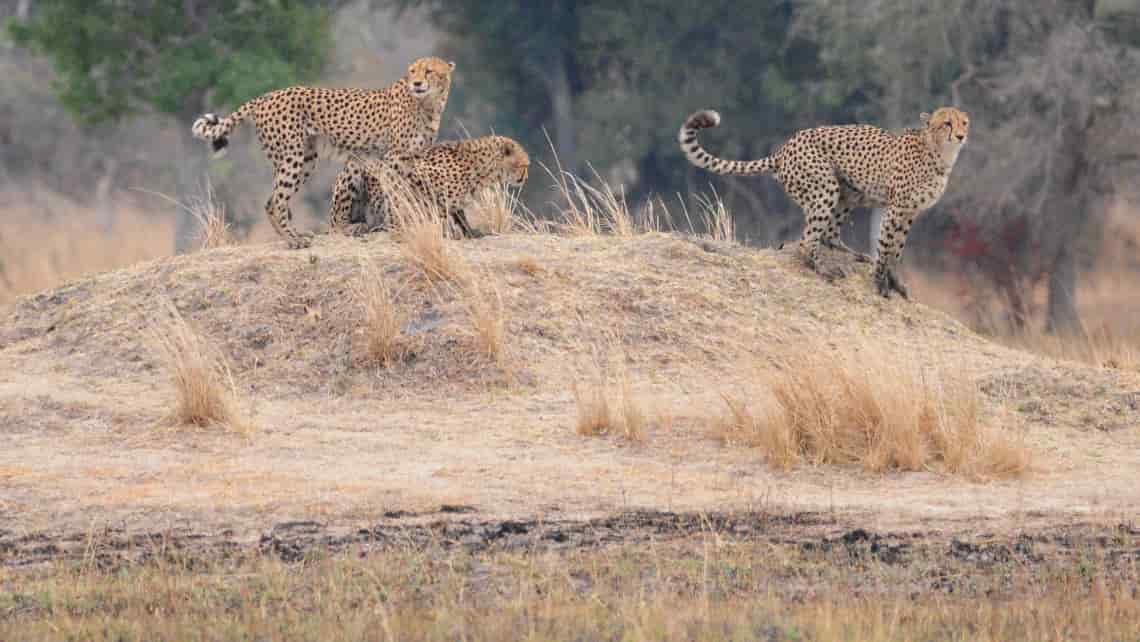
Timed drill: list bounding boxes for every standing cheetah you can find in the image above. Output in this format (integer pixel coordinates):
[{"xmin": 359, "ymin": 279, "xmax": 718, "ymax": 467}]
[
  {"xmin": 678, "ymin": 107, "xmax": 970, "ymax": 298},
  {"xmin": 191, "ymin": 56, "xmax": 456, "ymax": 249},
  {"xmin": 329, "ymin": 135, "xmax": 530, "ymax": 239}
]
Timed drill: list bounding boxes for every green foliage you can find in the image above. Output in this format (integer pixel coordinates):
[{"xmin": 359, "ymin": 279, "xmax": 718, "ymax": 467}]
[{"xmin": 8, "ymin": 0, "xmax": 331, "ymax": 126}]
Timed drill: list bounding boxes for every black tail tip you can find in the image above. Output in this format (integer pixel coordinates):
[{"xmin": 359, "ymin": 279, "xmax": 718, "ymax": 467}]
[
  {"xmin": 211, "ymin": 137, "xmax": 229, "ymax": 154},
  {"xmin": 684, "ymin": 110, "xmax": 721, "ymax": 130}
]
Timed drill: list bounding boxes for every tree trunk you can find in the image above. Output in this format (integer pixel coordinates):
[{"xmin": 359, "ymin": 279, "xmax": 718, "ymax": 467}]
[
  {"xmin": 1045, "ymin": 245, "xmax": 1081, "ymax": 334},
  {"xmin": 547, "ymin": 58, "xmax": 577, "ymax": 174},
  {"xmin": 174, "ymin": 127, "xmax": 208, "ymax": 253},
  {"xmin": 94, "ymin": 157, "xmax": 118, "ymax": 234}
]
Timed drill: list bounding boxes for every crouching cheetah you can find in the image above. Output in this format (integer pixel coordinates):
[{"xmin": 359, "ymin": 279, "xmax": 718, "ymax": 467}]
[
  {"xmin": 679, "ymin": 107, "xmax": 970, "ymax": 298},
  {"xmin": 329, "ymin": 135, "xmax": 530, "ymax": 239},
  {"xmin": 191, "ymin": 56, "xmax": 456, "ymax": 249}
]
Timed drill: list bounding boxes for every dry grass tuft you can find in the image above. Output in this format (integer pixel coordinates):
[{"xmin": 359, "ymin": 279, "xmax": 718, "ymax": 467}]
[
  {"xmin": 572, "ymin": 346, "xmax": 646, "ymax": 443},
  {"xmin": 469, "ymin": 184, "xmax": 542, "ymax": 234},
  {"xmin": 145, "ymin": 298, "xmax": 252, "ymax": 434},
  {"xmin": 186, "ymin": 181, "xmax": 232, "ymax": 250},
  {"xmin": 671, "ymin": 190, "xmax": 736, "ymax": 243},
  {"xmin": 385, "ymin": 188, "xmax": 470, "ymax": 285},
  {"xmin": 542, "ymin": 142, "xmax": 656, "ymax": 236},
  {"xmin": 713, "ymin": 339, "xmax": 1030, "ymax": 479},
  {"xmin": 136, "ymin": 180, "xmax": 231, "ymax": 250},
  {"xmin": 695, "ymin": 191, "xmax": 735, "ymax": 244},
  {"xmin": 462, "ymin": 274, "xmax": 508, "ymax": 366},
  {"xmin": 354, "ymin": 261, "xmax": 407, "ymax": 367}
]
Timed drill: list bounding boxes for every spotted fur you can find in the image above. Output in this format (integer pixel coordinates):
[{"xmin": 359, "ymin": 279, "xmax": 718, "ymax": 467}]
[
  {"xmin": 191, "ymin": 56, "xmax": 456, "ymax": 249},
  {"xmin": 329, "ymin": 135, "xmax": 530, "ymax": 239},
  {"xmin": 679, "ymin": 107, "xmax": 970, "ymax": 298}
]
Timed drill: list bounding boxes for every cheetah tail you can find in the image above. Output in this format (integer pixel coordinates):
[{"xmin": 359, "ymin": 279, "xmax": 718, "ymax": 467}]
[
  {"xmin": 190, "ymin": 98, "xmax": 258, "ymax": 158},
  {"xmin": 678, "ymin": 110, "xmax": 776, "ymax": 177}
]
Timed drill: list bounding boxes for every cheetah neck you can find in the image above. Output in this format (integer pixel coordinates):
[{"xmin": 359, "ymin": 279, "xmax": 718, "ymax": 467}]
[
  {"xmin": 419, "ymin": 83, "xmax": 451, "ymax": 129},
  {"xmin": 921, "ymin": 130, "xmax": 962, "ymax": 175}
]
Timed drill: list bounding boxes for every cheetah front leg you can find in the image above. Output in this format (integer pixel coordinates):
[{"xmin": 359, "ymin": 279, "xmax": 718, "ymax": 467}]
[
  {"xmin": 872, "ymin": 206, "xmax": 917, "ymax": 298},
  {"xmin": 448, "ymin": 206, "xmax": 485, "ymax": 239}
]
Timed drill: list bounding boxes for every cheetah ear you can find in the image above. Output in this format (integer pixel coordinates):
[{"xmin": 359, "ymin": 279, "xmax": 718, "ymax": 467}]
[
  {"xmin": 448, "ymin": 61, "xmax": 456, "ymax": 71},
  {"xmin": 920, "ymin": 112, "xmax": 932, "ymax": 124}
]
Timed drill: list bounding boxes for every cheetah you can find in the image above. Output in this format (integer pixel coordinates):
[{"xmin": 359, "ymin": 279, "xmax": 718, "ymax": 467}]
[
  {"xmin": 329, "ymin": 135, "xmax": 530, "ymax": 239},
  {"xmin": 191, "ymin": 56, "xmax": 456, "ymax": 249},
  {"xmin": 678, "ymin": 107, "xmax": 970, "ymax": 298}
]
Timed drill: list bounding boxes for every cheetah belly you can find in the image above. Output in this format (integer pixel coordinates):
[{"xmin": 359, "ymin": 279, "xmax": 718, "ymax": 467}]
[{"xmin": 898, "ymin": 174, "xmax": 949, "ymax": 210}]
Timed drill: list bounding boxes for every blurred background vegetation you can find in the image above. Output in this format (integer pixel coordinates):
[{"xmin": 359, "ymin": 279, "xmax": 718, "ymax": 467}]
[{"xmin": 3, "ymin": 0, "xmax": 1140, "ymax": 341}]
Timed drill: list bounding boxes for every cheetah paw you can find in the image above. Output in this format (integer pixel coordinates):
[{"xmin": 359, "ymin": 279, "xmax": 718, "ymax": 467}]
[
  {"xmin": 875, "ymin": 270, "xmax": 909, "ymax": 299},
  {"xmin": 286, "ymin": 233, "xmax": 314, "ymax": 250}
]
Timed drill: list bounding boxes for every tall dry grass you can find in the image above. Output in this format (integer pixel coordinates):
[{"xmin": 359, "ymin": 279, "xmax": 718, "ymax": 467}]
[
  {"xmin": 0, "ymin": 187, "xmax": 174, "ymax": 305},
  {"xmin": 572, "ymin": 344, "xmax": 647, "ymax": 443},
  {"xmin": 713, "ymin": 338, "xmax": 1030, "ymax": 479},
  {"xmin": 376, "ymin": 173, "xmax": 473, "ymax": 284},
  {"xmin": 354, "ymin": 260, "xmax": 407, "ymax": 367},
  {"xmin": 911, "ymin": 269, "xmax": 1140, "ymax": 370},
  {"xmin": 145, "ymin": 298, "xmax": 253, "ymax": 434},
  {"xmin": 469, "ymin": 184, "xmax": 543, "ymax": 234},
  {"xmin": 461, "ymin": 273, "xmax": 508, "ymax": 366},
  {"xmin": 134, "ymin": 180, "xmax": 232, "ymax": 251}
]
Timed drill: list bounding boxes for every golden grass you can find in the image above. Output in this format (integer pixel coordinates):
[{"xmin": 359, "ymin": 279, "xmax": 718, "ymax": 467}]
[
  {"xmin": 572, "ymin": 347, "xmax": 646, "ymax": 443},
  {"xmin": 469, "ymin": 184, "xmax": 543, "ymax": 234},
  {"xmin": 144, "ymin": 298, "xmax": 252, "ymax": 434},
  {"xmin": 389, "ymin": 204, "xmax": 470, "ymax": 285},
  {"xmin": 714, "ymin": 338, "xmax": 1030, "ymax": 479},
  {"xmin": 694, "ymin": 190, "xmax": 735, "ymax": 243},
  {"xmin": 133, "ymin": 180, "xmax": 232, "ymax": 251},
  {"xmin": 0, "ymin": 188, "xmax": 174, "ymax": 305},
  {"xmin": 3, "ymin": 533, "xmax": 1138, "ymax": 642},
  {"xmin": 1005, "ymin": 326, "xmax": 1140, "ymax": 370},
  {"xmin": 354, "ymin": 260, "xmax": 407, "ymax": 367},
  {"xmin": 909, "ymin": 268, "xmax": 1140, "ymax": 371},
  {"xmin": 462, "ymin": 276, "xmax": 508, "ymax": 366},
  {"xmin": 543, "ymin": 155, "xmax": 654, "ymax": 236}
]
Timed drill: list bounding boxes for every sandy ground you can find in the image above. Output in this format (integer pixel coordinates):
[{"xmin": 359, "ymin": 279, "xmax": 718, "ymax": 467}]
[{"xmin": 2, "ymin": 232, "xmax": 1138, "ymax": 560}]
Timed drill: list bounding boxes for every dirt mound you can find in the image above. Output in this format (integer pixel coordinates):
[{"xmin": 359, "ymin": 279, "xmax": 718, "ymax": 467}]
[
  {"xmin": 2, "ymin": 232, "xmax": 1139, "ymax": 540},
  {"xmin": 1, "ymin": 232, "xmax": 1012, "ymax": 396}
]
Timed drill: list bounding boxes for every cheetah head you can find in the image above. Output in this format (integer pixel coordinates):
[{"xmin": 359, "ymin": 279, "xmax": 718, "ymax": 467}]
[
  {"xmin": 406, "ymin": 56, "xmax": 455, "ymax": 99},
  {"xmin": 921, "ymin": 107, "xmax": 970, "ymax": 148},
  {"xmin": 496, "ymin": 137, "xmax": 530, "ymax": 187}
]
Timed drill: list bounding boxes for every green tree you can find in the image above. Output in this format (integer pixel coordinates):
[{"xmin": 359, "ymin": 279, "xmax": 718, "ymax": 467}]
[{"xmin": 8, "ymin": 0, "xmax": 335, "ymax": 250}]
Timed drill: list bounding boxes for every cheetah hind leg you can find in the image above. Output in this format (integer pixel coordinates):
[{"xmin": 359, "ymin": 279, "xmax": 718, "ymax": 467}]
[
  {"xmin": 267, "ymin": 166, "xmax": 314, "ymax": 250},
  {"xmin": 823, "ymin": 190, "xmax": 872, "ymax": 263},
  {"xmin": 798, "ymin": 204, "xmax": 848, "ymax": 281}
]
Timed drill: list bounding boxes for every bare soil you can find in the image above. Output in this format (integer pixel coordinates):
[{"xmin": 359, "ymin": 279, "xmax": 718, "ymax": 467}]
[{"xmin": 2, "ymin": 232, "xmax": 1138, "ymax": 567}]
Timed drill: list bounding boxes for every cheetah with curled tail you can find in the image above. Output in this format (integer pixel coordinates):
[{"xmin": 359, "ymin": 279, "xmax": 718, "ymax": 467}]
[
  {"xmin": 329, "ymin": 135, "xmax": 530, "ymax": 239},
  {"xmin": 678, "ymin": 107, "xmax": 970, "ymax": 298},
  {"xmin": 191, "ymin": 56, "xmax": 456, "ymax": 249}
]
